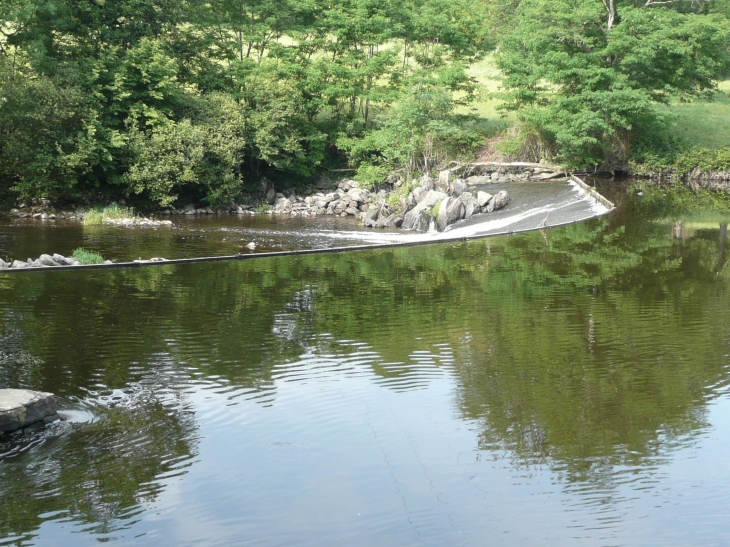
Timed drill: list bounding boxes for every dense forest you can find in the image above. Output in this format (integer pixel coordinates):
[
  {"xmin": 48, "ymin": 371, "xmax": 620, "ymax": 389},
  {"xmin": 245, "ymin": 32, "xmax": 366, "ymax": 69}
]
[{"xmin": 0, "ymin": 0, "xmax": 729, "ymax": 208}]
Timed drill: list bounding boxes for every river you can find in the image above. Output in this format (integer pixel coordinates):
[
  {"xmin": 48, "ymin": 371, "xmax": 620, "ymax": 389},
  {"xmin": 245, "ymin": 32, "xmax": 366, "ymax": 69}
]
[{"xmin": 1, "ymin": 181, "xmax": 729, "ymax": 546}]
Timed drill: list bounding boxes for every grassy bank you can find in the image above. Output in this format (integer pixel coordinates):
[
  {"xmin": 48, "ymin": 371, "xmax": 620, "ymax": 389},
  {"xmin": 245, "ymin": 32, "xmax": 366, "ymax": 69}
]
[{"xmin": 655, "ymin": 81, "xmax": 730, "ymax": 150}]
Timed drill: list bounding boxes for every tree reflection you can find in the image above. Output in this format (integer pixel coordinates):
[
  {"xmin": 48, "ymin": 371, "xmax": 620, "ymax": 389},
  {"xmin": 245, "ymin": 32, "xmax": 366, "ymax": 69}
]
[{"xmin": 1, "ymin": 205, "xmax": 730, "ymax": 538}]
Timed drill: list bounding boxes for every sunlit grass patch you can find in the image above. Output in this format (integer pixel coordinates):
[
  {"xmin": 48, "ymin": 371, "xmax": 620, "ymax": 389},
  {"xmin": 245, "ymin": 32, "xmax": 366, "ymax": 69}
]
[
  {"xmin": 83, "ymin": 203, "xmax": 135, "ymax": 226},
  {"xmin": 654, "ymin": 80, "xmax": 730, "ymax": 150},
  {"xmin": 71, "ymin": 247, "xmax": 105, "ymax": 265}
]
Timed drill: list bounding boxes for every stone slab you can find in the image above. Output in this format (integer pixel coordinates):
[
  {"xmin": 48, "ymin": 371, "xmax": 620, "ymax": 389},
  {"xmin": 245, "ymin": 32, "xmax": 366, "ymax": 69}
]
[{"xmin": 0, "ymin": 389, "xmax": 58, "ymax": 434}]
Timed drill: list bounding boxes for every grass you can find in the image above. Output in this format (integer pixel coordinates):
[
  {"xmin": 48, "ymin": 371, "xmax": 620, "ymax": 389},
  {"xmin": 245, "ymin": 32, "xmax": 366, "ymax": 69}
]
[
  {"xmin": 72, "ymin": 247, "xmax": 106, "ymax": 265},
  {"xmin": 655, "ymin": 81, "xmax": 730, "ymax": 149},
  {"xmin": 454, "ymin": 54, "xmax": 513, "ymax": 137},
  {"xmin": 83, "ymin": 203, "xmax": 135, "ymax": 226}
]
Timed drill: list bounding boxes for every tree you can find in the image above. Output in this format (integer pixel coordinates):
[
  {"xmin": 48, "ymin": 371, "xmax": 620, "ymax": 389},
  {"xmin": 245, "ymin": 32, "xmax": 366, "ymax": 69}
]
[{"xmin": 496, "ymin": 0, "xmax": 730, "ymax": 167}]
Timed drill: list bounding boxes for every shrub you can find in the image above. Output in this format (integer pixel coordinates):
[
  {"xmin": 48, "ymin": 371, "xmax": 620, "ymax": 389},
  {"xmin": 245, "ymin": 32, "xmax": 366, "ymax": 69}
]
[
  {"xmin": 72, "ymin": 247, "xmax": 105, "ymax": 265},
  {"xmin": 83, "ymin": 204, "xmax": 135, "ymax": 226}
]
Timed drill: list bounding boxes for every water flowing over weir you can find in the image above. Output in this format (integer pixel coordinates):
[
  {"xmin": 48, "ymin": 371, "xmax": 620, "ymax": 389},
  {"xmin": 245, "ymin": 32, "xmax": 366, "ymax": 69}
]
[{"xmin": 0, "ymin": 178, "xmax": 613, "ymax": 272}]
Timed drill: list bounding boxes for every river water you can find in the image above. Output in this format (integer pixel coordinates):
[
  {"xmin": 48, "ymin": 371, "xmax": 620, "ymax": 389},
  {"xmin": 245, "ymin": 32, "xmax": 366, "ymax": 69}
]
[{"xmin": 1, "ymin": 182, "xmax": 729, "ymax": 546}]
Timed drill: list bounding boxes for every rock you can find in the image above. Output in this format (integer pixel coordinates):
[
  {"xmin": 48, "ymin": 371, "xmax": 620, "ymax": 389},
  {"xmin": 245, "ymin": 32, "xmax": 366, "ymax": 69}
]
[
  {"xmin": 477, "ymin": 191, "xmax": 493, "ymax": 208},
  {"xmin": 52, "ymin": 254, "xmax": 71, "ymax": 265},
  {"xmin": 420, "ymin": 175, "xmax": 434, "ymax": 192},
  {"xmin": 265, "ymin": 186, "xmax": 276, "ymax": 205},
  {"xmin": 411, "ymin": 211, "xmax": 432, "ymax": 232},
  {"xmin": 0, "ymin": 259, "xmax": 7, "ymax": 269},
  {"xmin": 11, "ymin": 260, "xmax": 29, "ymax": 269},
  {"xmin": 183, "ymin": 204, "xmax": 196, "ymax": 215},
  {"xmin": 345, "ymin": 207, "xmax": 359, "ymax": 216},
  {"xmin": 37, "ymin": 254, "xmax": 60, "ymax": 267},
  {"xmin": 274, "ymin": 197, "xmax": 292, "ymax": 212},
  {"xmin": 437, "ymin": 170, "xmax": 450, "ymax": 189},
  {"xmin": 450, "ymin": 179, "xmax": 467, "ymax": 197},
  {"xmin": 465, "ymin": 175, "xmax": 491, "ymax": 186},
  {"xmin": 332, "ymin": 200, "xmax": 348, "ymax": 214},
  {"xmin": 436, "ymin": 197, "xmax": 466, "ymax": 231},
  {"xmin": 401, "ymin": 190, "xmax": 446, "ymax": 230},
  {"xmin": 458, "ymin": 192, "xmax": 481, "ymax": 219},
  {"xmin": 246, "ymin": 242, "xmax": 256, "ymax": 250},
  {"xmin": 0, "ymin": 389, "xmax": 58, "ymax": 434},
  {"xmin": 104, "ymin": 260, "xmax": 113, "ymax": 264},
  {"xmin": 487, "ymin": 190, "xmax": 510, "ymax": 213},
  {"xmin": 362, "ymin": 206, "xmax": 380, "ymax": 227}
]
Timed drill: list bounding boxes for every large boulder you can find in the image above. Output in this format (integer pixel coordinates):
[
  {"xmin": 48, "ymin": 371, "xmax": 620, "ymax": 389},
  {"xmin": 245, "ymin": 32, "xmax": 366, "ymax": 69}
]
[
  {"xmin": 420, "ymin": 175, "xmax": 435, "ymax": 192},
  {"xmin": 450, "ymin": 178, "xmax": 467, "ymax": 197},
  {"xmin": 487, "ymin": 190, "xmax": 510, "ymax": 213},
  {"xmin": 402, "ymin": 190, "xmax": 446, "ymax": 230},
  {"xmin": 458, "ymin": 192, "xmax": 481, "ymax": 219},
  {"xmin": 405, "ymin": 186, "xmax": 426, "ymax": 211},
  {"xmin": 437, "ymin": 169, "xmax": 450, "ymax": 190},
  {"xmin": 410, "ymin": 211, "xmax": 432, "ymax": 232},
  {"xmin": 477, "ymin": 191, "xmax": 493, "ymax": 208},
  {"xmin": 436, "ymin": 197, "xmax": 466, "ymax": 231},
  {"xmin": 362, "ymin": 205, "xmax": 381, "ymax": 227},
  {"xmin": 0, "ymin": 389, "xmax": 59, "ymax": 434}
]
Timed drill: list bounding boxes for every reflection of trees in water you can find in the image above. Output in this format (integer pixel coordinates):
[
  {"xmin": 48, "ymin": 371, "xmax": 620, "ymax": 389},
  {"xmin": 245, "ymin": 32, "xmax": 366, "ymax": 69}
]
[
  {"xmin": 1, "ymin": 211, "xmax": 730, "ymax": 537},
  {"xmin": 0, "ymin": 372, "xmax": 198, "ymax": 542},
  {"xmin": 449, "ymin": 220, "xmax": 730, "ymax": 483}
]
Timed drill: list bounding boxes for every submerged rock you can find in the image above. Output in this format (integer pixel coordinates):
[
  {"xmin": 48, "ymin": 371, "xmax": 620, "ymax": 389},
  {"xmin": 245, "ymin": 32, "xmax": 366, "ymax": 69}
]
[{"xmin": 0, "ymin": 389, "xmax": 59, "ymax": 435}]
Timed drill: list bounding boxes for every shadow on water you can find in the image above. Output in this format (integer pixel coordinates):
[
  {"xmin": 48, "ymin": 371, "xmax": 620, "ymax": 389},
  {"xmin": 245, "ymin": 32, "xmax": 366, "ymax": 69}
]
[{"xmin": 1, "ymin": 191, "xmax": 730, "ymax": 544}]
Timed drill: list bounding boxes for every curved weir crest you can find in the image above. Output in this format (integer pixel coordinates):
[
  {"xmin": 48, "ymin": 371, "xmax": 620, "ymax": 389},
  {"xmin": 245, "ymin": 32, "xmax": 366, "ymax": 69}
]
[{"xmin": 0, "ymin": 177, "xmax": 613, "ymax": 272}]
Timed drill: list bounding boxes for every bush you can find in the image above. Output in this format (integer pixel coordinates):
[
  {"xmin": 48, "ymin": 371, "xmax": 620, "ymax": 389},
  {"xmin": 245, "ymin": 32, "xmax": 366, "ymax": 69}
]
[
  {"xmin": 72, "ymin": 247, "xmax": 106, "ymax": 265},
  {"xmin": 83, "ymin": 204, "xmax": 135, "ymax": 226}
]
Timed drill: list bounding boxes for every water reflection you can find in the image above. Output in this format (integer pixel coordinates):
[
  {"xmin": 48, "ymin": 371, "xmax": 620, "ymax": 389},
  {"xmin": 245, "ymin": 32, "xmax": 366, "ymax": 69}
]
[{"xmin": 1, "ymin": 210, "xmax": 730, "ymax": 545}]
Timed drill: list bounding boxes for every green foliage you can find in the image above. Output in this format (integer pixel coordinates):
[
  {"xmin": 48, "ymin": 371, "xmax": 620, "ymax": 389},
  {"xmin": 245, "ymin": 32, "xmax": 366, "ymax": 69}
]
[
  {"xmin": 631, "ymin": 126, "xmax": 730, "ymax": 177},
  {"xmin": 341, "ymin": 73, "xmax": 485, "ymax": 178},
  {"xmin": 0, "ymin": 71, "xmax": 107, "ymax": 199},
  {"xmin": 0, "ymin": 0, "xmax": 493, "ymax": 205},
  {"xmin": 83, "ymin": 204, "xmax": 135, "ymax": 226},
  {"xmin": 71, "ymin": 247, "xmax": 106, "ymax": 265},
  {"xmin": 355, "ymin": 164, "xmax": 390, "ymax": 189},
  {"xmin": 496, "ymin": 0, "xmax": 730, "ymax": 168}
]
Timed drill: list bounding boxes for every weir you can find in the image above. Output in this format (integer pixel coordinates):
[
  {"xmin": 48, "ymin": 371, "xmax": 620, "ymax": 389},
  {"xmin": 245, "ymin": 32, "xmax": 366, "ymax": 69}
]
[{"xmin": 0, "ymin": 177, "xmax": 613, "ymax": 273}]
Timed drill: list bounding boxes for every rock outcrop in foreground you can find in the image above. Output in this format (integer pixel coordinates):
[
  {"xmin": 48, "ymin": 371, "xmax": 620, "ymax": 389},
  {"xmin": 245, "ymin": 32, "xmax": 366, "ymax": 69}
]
[{"xmin": 0, "ymin": 389, "xmax": 59, "ymax": 435}]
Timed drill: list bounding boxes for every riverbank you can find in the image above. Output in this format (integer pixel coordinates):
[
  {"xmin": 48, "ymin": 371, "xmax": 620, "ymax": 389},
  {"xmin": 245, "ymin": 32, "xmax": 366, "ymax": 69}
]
[{"xmin": 2, "ymin": 162, "xmax": 569, "ymax": 232}]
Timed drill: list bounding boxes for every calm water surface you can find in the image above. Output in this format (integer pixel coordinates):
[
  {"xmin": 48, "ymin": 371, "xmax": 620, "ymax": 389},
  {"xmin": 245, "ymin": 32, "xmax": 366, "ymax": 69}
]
[{"xmin": 1, "ymin": 189, "xmax": 729, "ymax": 546}]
